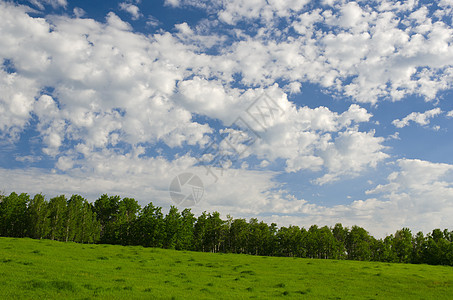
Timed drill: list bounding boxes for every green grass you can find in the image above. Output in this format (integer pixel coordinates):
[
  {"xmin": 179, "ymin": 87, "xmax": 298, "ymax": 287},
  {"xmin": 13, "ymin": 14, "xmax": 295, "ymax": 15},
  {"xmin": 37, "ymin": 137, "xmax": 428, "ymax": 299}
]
[{"xmin": 0, "ymin": 237, "xmax": 452, "ymax": 299}]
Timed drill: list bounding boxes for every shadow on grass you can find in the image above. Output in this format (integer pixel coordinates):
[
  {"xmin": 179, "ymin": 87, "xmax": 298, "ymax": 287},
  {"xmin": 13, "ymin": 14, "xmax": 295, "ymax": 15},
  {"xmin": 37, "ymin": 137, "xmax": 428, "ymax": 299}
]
[{"xmin": 24, "ymin": 279, "xmax": 78, "ymax": 292}]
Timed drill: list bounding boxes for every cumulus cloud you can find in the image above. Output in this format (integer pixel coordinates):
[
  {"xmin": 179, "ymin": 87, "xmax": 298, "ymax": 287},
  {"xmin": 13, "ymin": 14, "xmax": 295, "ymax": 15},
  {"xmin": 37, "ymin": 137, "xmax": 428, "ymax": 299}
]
[
  {"xmin": 262, "ymin": 158, "xmax": 453, "ymax": 237},
  {"xmin": 392, "ymin": 108, "xmax": 442, "ymax": 128},
  {"xmin": 0, "ymin": 2, "xmax": 213, "ymax": 155},
  {"xmin": 218, "ymin": 0, "xmax": 310, "ymax": 24},
  {"xmin": 164, "ymin": 0, "xmax": 181, "ymax": 7},
  {"xmin": 313, "ymin": 129, "xmax": 388, "ymax": 184},
  {"xmin": 73, "ymin": 7, "xmax": 85, "ymax": 18},
  {"xmin": 119, "ymin": 2, "xmax": 142, "ymax": 20},
  {"xmin": 166, "ymin": 0, "xmax": 453, "ymax": 103},
  {"xmin": 29, "ymin": 0, "xmax": 67, "ymax": 10},
  {"xmin": 387, "ymin": 132, "xmax": 400, "ymax": 140},
  {"xmin": 363, "ymin": 159, "xmax": 453, "ymax": 234},
  {"xmin": 0, "ymin": 71, "xmax": 39, "ymax": 141},
  {"xmin": 0, "ymin": 0, "xmax": 390, "ymax": 187}
]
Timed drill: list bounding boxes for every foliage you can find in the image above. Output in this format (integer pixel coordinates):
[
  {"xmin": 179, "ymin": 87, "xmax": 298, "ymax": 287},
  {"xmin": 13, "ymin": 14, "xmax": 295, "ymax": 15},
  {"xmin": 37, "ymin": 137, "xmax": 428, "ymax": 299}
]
[{"xmin": 1, "ymin": 191, "xmax": 453, "ymax": 266}]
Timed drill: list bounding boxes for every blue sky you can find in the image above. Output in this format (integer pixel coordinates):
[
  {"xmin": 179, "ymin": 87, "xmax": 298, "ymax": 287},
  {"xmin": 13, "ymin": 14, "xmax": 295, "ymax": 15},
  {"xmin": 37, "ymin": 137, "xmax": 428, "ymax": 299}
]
[{"xmin": 1, "ymin": 0, "xmax": 453, "ymax": 237}]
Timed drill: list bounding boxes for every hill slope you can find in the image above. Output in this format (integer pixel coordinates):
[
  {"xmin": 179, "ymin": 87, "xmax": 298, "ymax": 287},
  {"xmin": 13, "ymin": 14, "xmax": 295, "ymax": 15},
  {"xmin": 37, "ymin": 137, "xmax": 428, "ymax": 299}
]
[{"xmin": 0, "ymin": 237, "xmax": 452, "ymax": 299}]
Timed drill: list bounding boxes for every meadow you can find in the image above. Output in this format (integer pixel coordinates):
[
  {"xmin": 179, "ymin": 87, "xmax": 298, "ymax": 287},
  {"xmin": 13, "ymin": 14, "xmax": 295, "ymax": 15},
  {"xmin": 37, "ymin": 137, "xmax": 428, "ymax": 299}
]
[{"xmin": 0, "ymin": 237, "xmax": 452, "ymax": 299}]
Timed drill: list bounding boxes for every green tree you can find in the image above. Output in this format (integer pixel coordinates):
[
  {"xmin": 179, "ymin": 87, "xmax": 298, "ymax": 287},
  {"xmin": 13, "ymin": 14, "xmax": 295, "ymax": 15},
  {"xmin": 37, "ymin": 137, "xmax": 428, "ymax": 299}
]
[
  {"xmin": 63, "ymin": 195, "xmax": 100, "ymax": 243},
  {"xmin": 206, "ymin": 212, "xmax": 226, "ymax": 253},
  {"xmin": 423, "ymin": 229, "xmax": 451, "ymax": 265},
  {"xmin": 0, "ymin": 192, "xmax": 29, "ymax": 237},
  {"xmin": 94, "ymin": 194, "xmax": 120, "ymax": 243},
  {"xmin": 265, "ymin": 222, "xmax": 278, "ymax": 256},
  {"xmin": 319, "ymin": 225, "xmax": 336, "ymax": 259},
  {"xmin": 27, "ymin": 194, "xmax": 50, "ymax": 239},
  {"xmin": 194, "ymin": 212, "xmax": 208, "ymax": 252},
  {"xmin": 134, "ymin": 202, "xmax": 164, "ymax": 247},
  {"xmin": 178, "ymin": 208, "xmax": 195, "ymax": 250},
  {"xmin": 381, "ymin": 235, "xmax": 397, "ymax": 262},
  {"xmin": 443, "ymin": 229, "xmax": 453, "ymax": 242},
  {"xmin": 306, "ymin": 225, "xmax": 320, "ymax": 258},
  {"xmin": 48, "ymin": 195, "xmax": 68, "ymax": 241},
  {"xmin": 256, "ymin": 221, "xmax": 274, "ymax": 256},
  {"xmin": 393, "ymin": 228, "xmax": 412, "ymax": 263},
  {"xmin": 247, "ymin": 218, "xmax": 271, "ymax": 255},
  {"xmin": 116, "ymin": 197, "xmax": 140, "ymax": 245},
  {"xmin": 229, "ymin": 218, "xmax": 248, "ymax": 254},
  {"xmin": 163, "ymin": 206, "xmax": 181, "ymax": 249},
  {"xmin": 277, "ymin": 225, "xmax": 306, "ymax": 257},
  {"xmin": 332, "ymin": 223, "xmax": 348, "ymax": 259},
  {"xmin": 411, "ymin": 231, "xmax": 425, "ymax": 264},
  {"xmin": 78, "ymin": 200, "xmax": 100, "ymax": 243},
  {"xmin": 65, "ymin": 195, "xmax": 85, "ymax": 242},
  {"xmin": 346, "ymin": 225, "xmax": 371, "ymax": 261}
]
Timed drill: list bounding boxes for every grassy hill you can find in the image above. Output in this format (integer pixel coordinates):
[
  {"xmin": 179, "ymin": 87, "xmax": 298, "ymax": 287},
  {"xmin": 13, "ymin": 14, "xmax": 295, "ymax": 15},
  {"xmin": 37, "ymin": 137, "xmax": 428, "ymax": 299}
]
[{"xmin": 0, "ymin": 237, "xmax": 452, "ymax": 299}]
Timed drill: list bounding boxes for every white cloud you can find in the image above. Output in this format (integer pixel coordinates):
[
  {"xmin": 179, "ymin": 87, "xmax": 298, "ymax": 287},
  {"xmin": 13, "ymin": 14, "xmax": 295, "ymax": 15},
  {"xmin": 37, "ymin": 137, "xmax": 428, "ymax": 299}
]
[
  {"xmin": 314, "ymin": 129, "xmax": 388, "ymax": 184},
  {"xmin": 439, "ymin": 0, "xmax": 453, "ymax": 6},
  {"xmin": 29, "ymin": 0, "xmax": 67, "ymax": 10},
  {"xmin": 0, "ymin": 70, "xmax": 39, "ymax": 141},
  {"xmin": 263, "ymin": 158, "xmax": 453, "ymax": 237},
  {"xmin": 159, "ymin": 0, "xmax": 453, "ymax": 103},
  {"xmin": 146, "ymin": 15, "xmax": 160, "ymax": 27},
  {"xmin": 338, "ymin": 1, "xmax": 367, "ymax": 30},
  {"xmin": 73, "ymin": 7, "xmax": 85, "ymax": 18},
  {"xmin": 164, "ymin": 0, "xmax": 180, "ymax": 7},
  {"xmin": 363, "ymin": 159, "xmax": 453, "ymax": 234},
  {"xmin": 387, "ymin": 132, "xmax": 400, "ymax": 140},
  {"xmin": 0, "ymin": 3, "xmax": 213, "ymax": 157},
  {"xmin": 259, "ymin": 160, "xmax": 270, "ymax": 168},
  {"xmin": 237, "ymin": 96, "xmax": 384, "ymax": 181},
  {"xmin": 218, "ymin": 0, "xmax": 310, "ymax": 25},
  {"xmin": 15, "ymin": 155, "xmax": 42, "ymax": 163},
  {"xmin": 392, "ymin": 108, "xmax": 442, "ymax": 128},
  {"xmin": 119, "ymin": 2, "xmax": 142, "ymax": 20},
  {"xmin": 177, "ymin": 77, "xmax": 243, "ymax": 123}
]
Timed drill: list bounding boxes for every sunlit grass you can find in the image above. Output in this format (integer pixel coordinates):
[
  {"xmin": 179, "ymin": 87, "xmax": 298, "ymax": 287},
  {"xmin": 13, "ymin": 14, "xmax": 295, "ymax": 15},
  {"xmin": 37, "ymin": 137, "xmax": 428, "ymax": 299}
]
[{"xmin": 0, "ymin": 237, "xmax": 452, "ymax": 299}]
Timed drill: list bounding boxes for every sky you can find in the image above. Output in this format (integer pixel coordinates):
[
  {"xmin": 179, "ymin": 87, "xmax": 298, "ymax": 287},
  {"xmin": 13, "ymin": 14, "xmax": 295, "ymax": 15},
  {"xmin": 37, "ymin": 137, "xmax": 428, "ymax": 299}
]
[{"xmin": 1, "ymin": 0, "xmax": 453, "ymax": 237}]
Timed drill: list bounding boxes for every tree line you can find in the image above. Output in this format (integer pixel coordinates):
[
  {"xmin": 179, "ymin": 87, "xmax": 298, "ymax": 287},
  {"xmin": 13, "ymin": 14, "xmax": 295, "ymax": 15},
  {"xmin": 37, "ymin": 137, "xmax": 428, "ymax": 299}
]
[{"xmin": 1, "ymin": 192, "xmax": 452, "ymax": 266}]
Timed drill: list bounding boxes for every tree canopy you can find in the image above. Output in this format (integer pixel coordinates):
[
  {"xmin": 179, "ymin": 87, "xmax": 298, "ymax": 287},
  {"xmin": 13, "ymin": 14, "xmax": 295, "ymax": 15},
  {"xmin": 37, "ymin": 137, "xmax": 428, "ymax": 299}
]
[{"xmin": 1, "ymin": 191, "xmax": 452, "ymax": 266}]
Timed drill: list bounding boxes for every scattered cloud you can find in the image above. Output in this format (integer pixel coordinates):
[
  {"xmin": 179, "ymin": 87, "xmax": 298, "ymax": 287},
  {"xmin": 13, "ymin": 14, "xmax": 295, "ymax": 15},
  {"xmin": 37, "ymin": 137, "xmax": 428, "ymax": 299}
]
[
  {"xmin": 29, "ymin": 0, "xmax": 67, "ymax": 10},
  {"xmin": 146, "ymin": 15, "xmax": 160, "ymax": 27},
  {"xmin": 164, "ymin": 0, "xmax": 180, "ymax": 7},
  {"xmin": 119, "ymin": 2, "xmax": 142, "ymax": 20},
  {"xmin": 392, "ymin": 108, "xmax": 442, "ymax": 128},
  {"xmin": 73, "ymin": 7, "xmax": 85, "ymax": 18},
  {"xmin": 163, "ymin": 0, "xmax": 453, "ymax": 104},
  {"xmin": 15, "ymin": 155, "xmax": 42, "ymax": 163},
  {"xmin": 387, "ymin": 132, "xmax": 400, "ymax": 140}
]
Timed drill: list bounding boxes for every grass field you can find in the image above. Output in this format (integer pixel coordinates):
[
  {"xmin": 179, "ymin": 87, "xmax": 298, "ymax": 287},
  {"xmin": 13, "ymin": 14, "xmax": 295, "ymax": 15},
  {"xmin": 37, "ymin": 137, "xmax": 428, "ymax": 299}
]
[{"xmin": 0, "ymin": 237, "xmax": 452, "ymax": 299}]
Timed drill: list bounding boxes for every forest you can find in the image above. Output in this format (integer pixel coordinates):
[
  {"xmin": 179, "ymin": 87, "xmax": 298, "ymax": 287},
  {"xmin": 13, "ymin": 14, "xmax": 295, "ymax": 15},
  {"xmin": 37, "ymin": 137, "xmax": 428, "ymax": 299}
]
[{"xmin": 1, "ymin": 192, "xmax": 452, "ymax": 266}]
